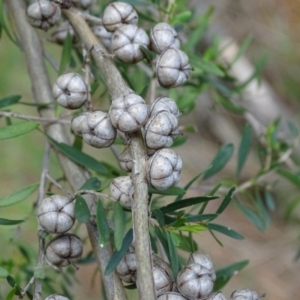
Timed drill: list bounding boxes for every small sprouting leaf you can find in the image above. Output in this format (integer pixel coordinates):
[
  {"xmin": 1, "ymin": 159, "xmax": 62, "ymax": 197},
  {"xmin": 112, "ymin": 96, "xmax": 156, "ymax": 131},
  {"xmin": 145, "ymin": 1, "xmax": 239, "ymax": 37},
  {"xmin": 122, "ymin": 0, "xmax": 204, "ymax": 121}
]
[
  {"xmin": 0, "ymin": 267, "xmax": 9, "ymax": 278},
  {"xmin": 190, "ymin": 56, "xmax": 225, "ymax": 77},
  {"xmin": 5, "ymin": 287, "xmax": 16, "ymax": 300},
  {"xmin": 0, "ymin": 218, "xmax": 24, "ymax": 226},
  {"xmin": 0, "ymin": 122, "xmax": 39, "ymax": 140},
  {"xmin": 172, "ymin": 232, "xmax": 198, "ymax": 252},
  {"xmin": 96, "ymin": 199, "xmax": 110, "ymax": 246},
  {"xmin": 203, "ymin": 144, "xmax": 234, "ymax": 180},
  {"xmin": 171, "ymin": 136, "xmax": 188, "ymax": 148},
  {"xmin": 160, "ymin": 196, "xmax": 218, "ymax": 214},
  {"xmin": 105, "ymin": 228, "xmax": 133, "ymax": 275},
  {"xmin": 173, "ymin": 224, "xmax": 207, "ymax": 233},
  {"xmin": 166, "ymin": 232, "xmax": 179, "ymax": 280},
  {"xmin": 214, "ymin": 260, "xmax": 249, "ymax": 291},
  {"xmin": 148, "ymin": 186, "xmax": 186, "ymax": 196},
  {"xmin": 207, "ymin": 223, "xmax": 244, "ymax": 240},
  {"xmin": 215, "ymin": 187, "xmax": 235, "ymax": 215},
  {"xmin": 114, "ymin": 202, "xmax": 125, "ymax": 251},
  {"xmin": 75, "ymin": 195, "xmax": 91, "ymax": 223},
  {"xmin": 277, "ymin": 168, "xmax": 300, "ymax": 187},
  {"xmin": 139, "ymin": 45, "xmax": 156, "ymax": 61},
  {"xmin": 59, "ymin": 32, "xmax": 73, "ymax": 74},
  {"xmin": 214, "ymin": 93, "xmax": 246, "ymax": 114},
  {"xmin": 0, "ymin": 95, "xmax": 21, "ymax": 109},
  {"xmin": 170, "ymin": 10, "xmax": 192, "ymax": 25},
  {"xmin": 34, "ymin": 267, "xmax": 46, "ymax": 280},
  {"xmin": 0, "ymin": 183, "xmax": 39, "ymax": 207},
  {"xmin": 236, "ymin": 124, "xmax": 252, "ymax": 177},
  {"xmin": 79, "ymin": 177, "xmax": 101, "ymax": 191},
  {"xmin": 49, "ymin": 137, "xmax": 107, "ymax": 174}
]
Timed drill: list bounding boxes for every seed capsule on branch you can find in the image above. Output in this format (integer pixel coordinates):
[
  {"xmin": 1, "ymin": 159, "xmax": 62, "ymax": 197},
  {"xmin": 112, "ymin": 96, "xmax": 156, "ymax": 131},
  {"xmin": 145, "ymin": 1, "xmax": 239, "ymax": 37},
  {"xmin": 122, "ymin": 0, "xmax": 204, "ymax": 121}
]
[
  {"xmin": 150, "ymin": 97, "xmax": 180, "ymax": 118},
  {"xmin": 111, "ymin": 25, "xmax": 150, "ymax": 63},
  {"xmin": 156, "ymin": 48, "xmax": 192, "ymax": 88},
  {"xmin": 74, "ymin": 0, "xmax": 96, "ymax": 10},
  {"xmin": 116, "ymin": 250, "xmax": 137, "ymax": 282},
  {"xmin": 207, "ymin": 292, "xmax": 228, "ymax": 300},
  {"xmin": 118, "ymin": 147, "xmax": 133, "ymax": 172},
  {"xmin": 157, "ymin": 293, "xmax": 188, "ymax": 300},
  {"xmin": 109, "ymin": 93, "xmax": 149, "ymax": 133},
  {"xmin": 102, "ymin": 2, "xmax": 138, "ymax": 32},
  {"xmin": 148, "ymin": 148, "xmax": 182, "ymax": 190},
  {"xmin": 77, "ymin": 111, "xmax": 117, "ymax": 148},
  {"xmin": 150, "ymin": 22, "xmax": 180, "ymax": 54},
  {"xmin": 231, "ymin": 289, "xmax": 262, "ymax": 300},
  {"xmin": 144, "ymin": 111, "xmax": 179, "ymax": 150},
  {"xmin": 93, "ymin": 25, "xmax": 113, "ymax": 50},
  {"xmin": 51, "ymin": 21, "xmax": 74, "ymax": 45},
  {"xmin": 176, "ymin": 264, "xmax": 214, "ymax": 300},
  {"xmin": 37, "ymin": 195, "xmax": 74, "ymax": 234},
  {"xmin": 110, "ymin": 176, "xmax": 134, "ymax": 209},
  {"xmin": 187, "ymin": 252, "xmax": 216, "ymax": 281},
  {"xmin": 53, "ymin": 73, "xmax": 88, "ymax": 109},
  {"xmin": 45, "ymin": 295, "xmax": 70, "ymax": 300},
  {"xmin": 45, "ymin": 234, "xmax": 83, "ymax": 268},
  {"xmin": 27, "ymin": 0, "xmax": 61, "ymax": 31}
]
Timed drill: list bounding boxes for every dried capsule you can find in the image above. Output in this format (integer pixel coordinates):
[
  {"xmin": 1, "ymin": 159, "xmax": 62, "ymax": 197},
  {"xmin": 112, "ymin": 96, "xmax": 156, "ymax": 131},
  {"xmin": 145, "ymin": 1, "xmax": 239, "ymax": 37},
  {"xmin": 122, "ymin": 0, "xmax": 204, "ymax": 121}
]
[
  {"xmin": 102, "ymin": 2, "xmax": 138, "ymax": 32},
  {"xmin": 156, "ymin": 48, "xmax": 192, "ymax": 88},
  {"xmin": 144, "ymin": 111, "xmax": 179, "ymax": 150},
  {"xmin": 157, "ymin": 293, "xmax": 188, "ymax": 300},
  {"xmin": 109, "ymin": 93, "xmax": 149, "ymax": 133},
  {"xmin": 118, "ymin": 147, "xmax": 133, "ymax": 172},
  {"xmin": 74, "ymin": 0, "xmax": 96, "ymax": 10},
  {"xmin": 51, "ymin": 21, "xmax": 74, "ymax": 45},
  {"xmin": 177, "ymin": 264, "xmax": 214, "ymax": 300},
  {"xmin": 187, "ymin": 252, "xmax": 216, "ymax": 281},
  {"xmin": 150, "ymin": 22, "xmax": 180, "ymax": 54},
  {"xmin": 207, "ymin": 292, "xmax": 228, "ymax": 300},
  {"xmin": 110, "ymin": 176, "xmax": 134, "ymax": 209},
  {"xmin": 93, "ymin": 25, "xmax": 113, "ymax": 50},
  {"xmin": 148, "ymin": 148, "xmax": 182, "ymax": 190},
  {"xmin": 71, "ymin": 113, "xmax": 88, "ymax": 137},
  {"xmin": 53, "ymin": 73, "xmax": 88, "ymax": 109},
  {"xmin": 111, "ymin": 25, "xmax": 150, "ymax": 63},
  {"xmin": 116, "ymin": 251, "xmax": 137, "ymax": 282},
  {"xmin": 27, "ymin": 0, "xmax": 61, "ymax": 31},
  {"xmin": 45, "ymin": 234, "xmax": 83, "ymax": 268},
  {"xmin": 37, "ymin": 195, "xmax": 74, "ymax": 234},
  {"xmin": 150, "ymin": 97, "xmax": 180, "ymax": 117},
  {"xmin": 81, "ymin": 111, "xmax": 117, "ymax": 148},
  {"xmin": 45, "ymin": 295, "xmax": 70, "ymax": 300},
  {"xmin": 231, "ymin": 289, "xmax": 262, "ymax": 300}
]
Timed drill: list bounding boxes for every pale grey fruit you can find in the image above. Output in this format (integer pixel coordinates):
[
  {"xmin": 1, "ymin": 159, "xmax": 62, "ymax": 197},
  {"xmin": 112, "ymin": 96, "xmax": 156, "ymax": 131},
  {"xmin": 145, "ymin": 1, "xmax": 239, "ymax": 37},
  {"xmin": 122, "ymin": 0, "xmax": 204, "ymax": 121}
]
[
  {"xmin": 109, "ymin": 93, "xmax": 149, "ymax": 133},
  {"xmin": 27, "ymin": 0, "xmax": 61, "ymax": 31},
  {"xmin": 93, "ymin": 25, "xmax": 113, "ymax": 50},
  {"xmin": 207, "ymin": 292, "xmax": 228, "ymax": 300},
  {"xmin": 53, "ymin": 73, "xmax": 88, "ymax": 109},
  {"xmin": 111, "ymin": 25, "xmax": 150, "ymax": 63},
  {"xmin": 116, "ymin": 251, "xmax": 137, "ymax": 283},
  {"xmin": 148, "ymin": 148, "xmax": 182, "ymax": 190},
  {"xmin": 157, "ymin": 292, "xmax": 188, "ymax": 300},
  {"xmin": 177, "ymin": 264, "xmax": 214, "ymax": 300},
  {"xmin": 156, "ymin": 48, "xmax": 192, "ymax": 88},
  {"xmin": 102, "ymin": 2, "xmax": 138, "ymax": 32},
  {"xmin": 150, "ymin": 97, "xmax": 180, "ymax": 117},
  {"xmin": 71, "ymin": 113, "xmax": 88, "ymax": 137},
  {"xmin": 51, "ymin": 21, "xmax": 74, "ymax": 45},
  {"xmin": 45, "ymin": 234, "xmax": 83, "ymax": 268},
  {"xmin": 110, "ymin": 176, "xmax": 134, "ymax": 209},
  {"xmin": 150, "ymin": 22, "xmax": 180, "ymax": 54},
  {"xmin": 231, "ymin": 289, "xmax": 262, "ymax": 300},
  {"xmin": 45, "ymin": 294, "xmax": 70, "ymax": 300},
  {"xmin": 38, "ymin": 195, "xmax": 74, "ymax": 234},
  {"xmin": 74, "ymin": 0, "xmax": 96, "ymax": 10},
  {"xmin": 118, "ymin": 147, "xmax": 133, "ymax": 172}
]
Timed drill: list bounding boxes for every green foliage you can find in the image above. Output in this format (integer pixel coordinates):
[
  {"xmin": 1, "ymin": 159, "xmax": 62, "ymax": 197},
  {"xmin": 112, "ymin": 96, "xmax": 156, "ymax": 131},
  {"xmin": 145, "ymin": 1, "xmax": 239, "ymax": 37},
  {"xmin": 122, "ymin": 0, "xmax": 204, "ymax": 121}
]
[
  {"xmin": 0, "ymin": 122, "xmax": 39, "ymax": 140},
  {"xmin": 75, "ymin": 195, "xmax": 91, "ymax": 223}
]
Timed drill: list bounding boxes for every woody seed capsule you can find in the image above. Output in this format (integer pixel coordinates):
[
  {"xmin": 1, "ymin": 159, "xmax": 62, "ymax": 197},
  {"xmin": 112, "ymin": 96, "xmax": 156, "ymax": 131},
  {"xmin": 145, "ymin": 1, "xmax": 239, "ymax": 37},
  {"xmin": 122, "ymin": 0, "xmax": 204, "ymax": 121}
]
[
  {"xmin": 45, "ymin": 295, "xmax": 70, "ymax": 300},
  {"xmin": 207, "ymin": 292, "xmax": 228, "ymax": 300},
  {"xmin": 150, "ymin": 97, "xmax": 180, "ymax": 117},
  {"xmin": 231, "ymin": 289, "xmax": 262, "ymax": 300},
  {"xmin": 110, "ymin": 176, "xmax": 134, "ymax": 209},
  {"xmin": 74, "ymin": 0, "xmax": 96, "ymax": 10},
  {"xmin": 118, "ymin": 147, "xmax": 133, "ymax": 172},
  {"xmin": 157, "ymin": 293, "xmax": 188, "ymax": 300},
  {"xmin": 51, "ymin": 21, "xmax": 74, "ymax": 45},
  {"xmin": 116, "ymin": 250, "xmax": 137, "ymax": 282}
]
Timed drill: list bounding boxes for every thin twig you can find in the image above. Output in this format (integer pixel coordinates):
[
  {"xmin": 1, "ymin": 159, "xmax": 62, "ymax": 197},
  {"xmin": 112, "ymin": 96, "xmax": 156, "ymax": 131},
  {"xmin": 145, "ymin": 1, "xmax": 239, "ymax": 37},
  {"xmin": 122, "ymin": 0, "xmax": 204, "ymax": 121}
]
[
  {"xmin": 74, "ymin": 189, "xmax": 115, "ymax": 202},
  {"xmin": 43, "ymin": 50, "xmax": 59, "ymax": 72},
  {"xmin": 21, "ymin": 276, "xmax": 35, "ymax": 298},
  {"xmin": 46, "ymin": 174, "xmax": 73, "ymax": 196}
]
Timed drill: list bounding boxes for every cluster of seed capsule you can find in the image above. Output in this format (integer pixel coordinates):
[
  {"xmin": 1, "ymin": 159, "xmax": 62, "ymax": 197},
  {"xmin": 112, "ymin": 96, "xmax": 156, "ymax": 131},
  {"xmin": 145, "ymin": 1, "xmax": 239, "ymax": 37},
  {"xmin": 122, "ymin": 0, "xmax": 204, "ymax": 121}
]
[{"xmin": 117, "ymin": 250, "xmax": 263, "ymax": 300}]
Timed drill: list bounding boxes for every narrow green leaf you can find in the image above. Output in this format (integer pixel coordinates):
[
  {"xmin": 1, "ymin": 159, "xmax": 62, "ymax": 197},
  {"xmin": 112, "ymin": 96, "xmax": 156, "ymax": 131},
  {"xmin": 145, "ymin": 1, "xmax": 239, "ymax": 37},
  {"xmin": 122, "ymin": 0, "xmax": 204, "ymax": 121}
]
[
  {"xmin": 59, "ymin": 32, "xmax": 73, "ymax": 74},
  {"xmin": 96, "ymin": 199, "xmax": 110, "ymax": 246},
  {"xmin": 105, "ymin": 228, "xmax": 133, "ymax": 275},
  {"xmin": 172, "ymin": 232, "xmax": 198, "ymax": 253},
  {"xmin": 0, "ymin": 122, "xmax": 39, "ymax": 140},
  {"xmin": 190, "ymin": 56, "xmax": 225, "ymax": 77},
  {"xmin": 214, "ymin": 260, "xmax": 249, "ymax": 291},
  {"xmin": 5, "ymin": 287, "xmax": 16, "ymax": 300},
  {"xmin": 152, "ymin": 209, "xmax": 165, "ymax": 227},
  {"xmin": 288, "ymin": 121, "xmax": 299, "ymax": 137},
  {"xmin": 236, "ymin": 124, "xmax": 252, "ymax": 177},
  {"xmin": 277, "ymin": 168, "xmax": 300, "ymax": 187},
  {"xmin": 207, "ymin": 223, "xmax": 244, "ymax": 240},
  {"xmin": 0, "ymin": 267, "xmax": 9, "ymax": 278},
  {"xmin": 148, "ymin": 186, "xmax": 186, "ymax": 196},
  {"xmin": 75, "ymin": 195, "xmax": 91, "ymax": 223},
  {"xmin": 6, "ymin": 276, "xmax": 21, "ymax": 296},
  {"xmin": 216, "ymin": 187, "xmax": 235, "ymax": 215},
  {"xmin": 0, "ymin": 218, "xmax": 24, "ymax": 226},
  {"xmin": 0, "ymin": 95, "xmax": 21, "ymax": 109},
  {"xmin": 214, "ymin": 93, "xmax": 246, "ymax": 114},
  {"xmin": 79, "ymin": 177, "xmax": 101, "ymax": 191},
  {"xmin": 166, "ymin": 232, "xmax": 179, "ymax": 280},
  {"xmin": 0, "ymin": 183, "xmax": 39, "ymax": 207},
  {"xmin": 0, "ymin": 0, "xmax": 17, "ymax": 45},
  {"xmin": 160, "ymin": 196, "xmax": 218, "ymax": 214},
  {"xmin": 171, "ymin": 136, "xmax": 188, "ymax": 148},
  {"xmin": 154, "ymin": 227, "xmax": 170, "ymax": 260},
  {"xmin": 284, "ymin": 197, "xmax": 300, "ymax": 221},
  {"xmin": 203, "ymin": 144, "xmax": 234, "ymax": 180},
  {"xmin": 255, "ymin": 191, "xmax": 271, "ymax": 227},
  {"xmin": 49, "ymin": 137, "xmax": 107, "ymax": 174},
  {"xmin": 114, "ymin": 202, "xmax": 125, "ymax": 251},
  {"xmin": 173, "ymin": 225, "xmax": 207, "ymax": 233},
  {"xmin": 186, "ymin": 214, "xmax": 218, "ymax": 222},
  {"xmin": 139, "ymin": 45, "xmax": 156, "ymax": 61},
  {"xmin": 170, "ymin": 10, "xmax": 192, "ymax": 25},
  {"xmin": 228, "ymin": 35, "xmax": 253, "ymax": 68}
]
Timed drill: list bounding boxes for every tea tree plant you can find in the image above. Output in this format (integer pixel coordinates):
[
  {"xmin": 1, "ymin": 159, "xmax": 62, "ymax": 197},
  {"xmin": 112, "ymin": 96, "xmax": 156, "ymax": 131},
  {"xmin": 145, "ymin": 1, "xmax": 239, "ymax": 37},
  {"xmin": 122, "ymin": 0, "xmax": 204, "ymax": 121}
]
[{"xmin": 0, "ymin": 0, "xmax": 299, "ymax": 299}]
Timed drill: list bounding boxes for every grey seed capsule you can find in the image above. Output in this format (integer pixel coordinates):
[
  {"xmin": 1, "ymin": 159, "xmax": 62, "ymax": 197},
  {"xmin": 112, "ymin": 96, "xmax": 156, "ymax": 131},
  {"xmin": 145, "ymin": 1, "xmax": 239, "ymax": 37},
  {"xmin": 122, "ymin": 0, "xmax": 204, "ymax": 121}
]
[
  {"xmin": 27, "ymin": 0, "xmax": 61, "ymax": 31},
  {"xmin": 150, "ymin": 22, "xmax": 180, "ymax": 54},
  {"xmin": 71, "ymin": 113, "xmax": 88, "ymax": 137},
  {"xmin": 103, "ymin": 2, "xmax": 138, "ymax": 32},
  {"xmin": 231, "ymin": 289, "xmax": 262, "ymax": 300},
  {"xmin": 150, "ymin": 97, "xmax": 180, "ymax": 117},
  {"xmin": 156, "ymin": 48, "xmax": 192, "ymax": 88},
  {"xmin": 118, "ymin": 147, "xmax": 133, "ymax": 172},
  {"xmin": 116, "ymin": 251, "xmax": 137, "ymax": 283},
  {"xmin": 51, "ymin": 21, "xmax": 74, "ymax": 45},
  {"xmin": 45, "ymin": 234, "xmax": 83, "ymax": 268},
  {"xmin": 38, "ymin": 195, "xmax": 74, "ymax": 234},
  {"xmin": 53, "ymin": 73, "xmax": 88, "ymax": 109},
  {"xmin": 45, "ymin": 294, "xmax": 70, "ymax": 300},
  {"xmin": 207, "ymin": 292, "xmax": 228, "ymax": 300},
  {"xmin": 157, "ymin": 292, "xmax": 188, "ymax": 300},
  {"xmin": 74, "ymin": 0, "xmax": 96, "ymax": 10},
  {"xmin": 111, "ymin": 25, "xmax": 150, "ymax": 64},
  {"xmin": 110, "ymin": 176, "xmax": 134, "ymax": 209}
]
